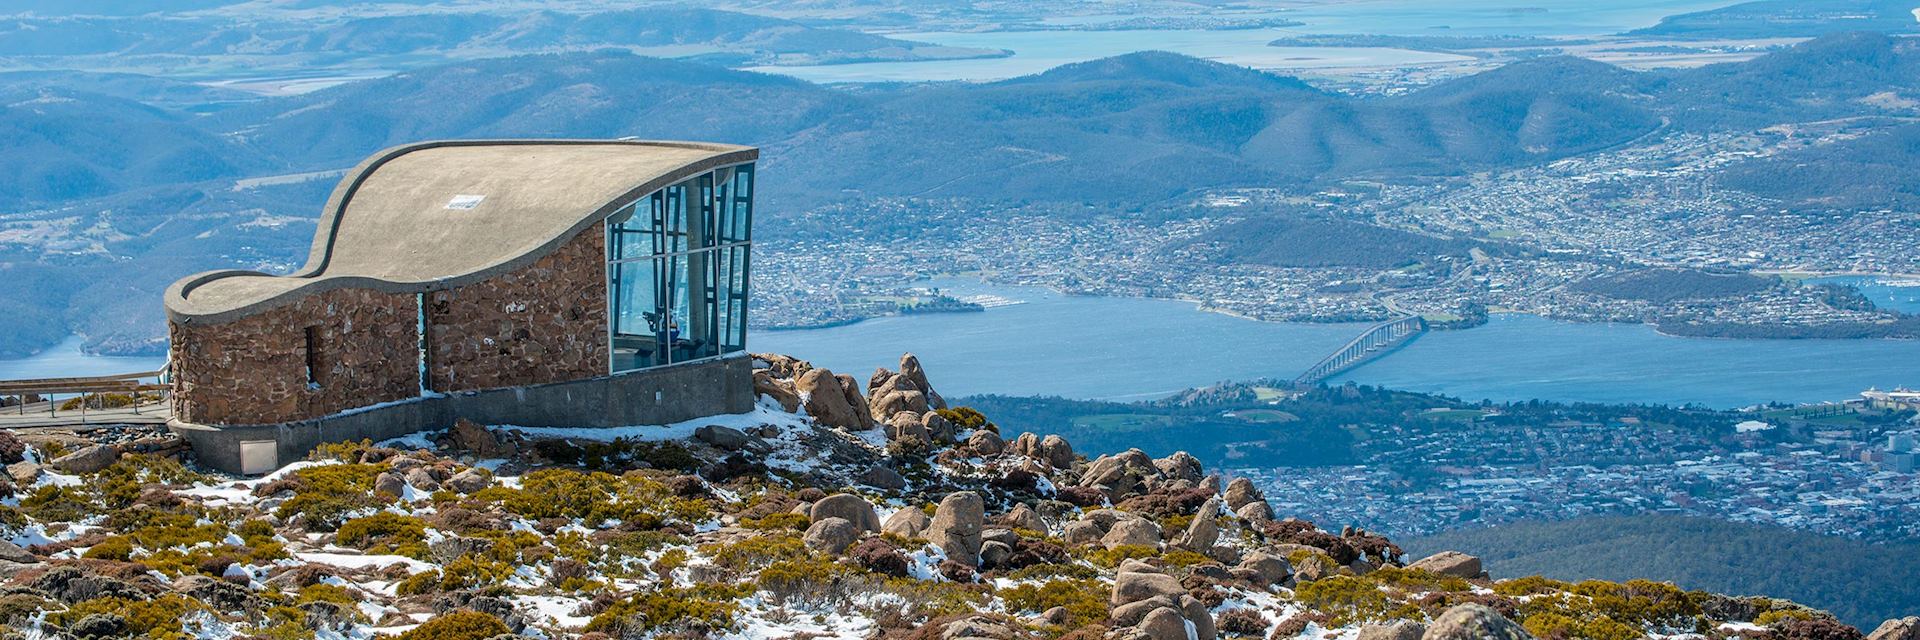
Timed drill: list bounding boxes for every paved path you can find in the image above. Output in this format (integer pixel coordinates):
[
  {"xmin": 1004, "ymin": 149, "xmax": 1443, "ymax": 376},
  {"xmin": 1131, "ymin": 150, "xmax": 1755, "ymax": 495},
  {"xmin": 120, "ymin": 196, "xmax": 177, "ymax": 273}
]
[{"xmin": 0, "ymin": 399, "xmax": 170, "ymax": 428}]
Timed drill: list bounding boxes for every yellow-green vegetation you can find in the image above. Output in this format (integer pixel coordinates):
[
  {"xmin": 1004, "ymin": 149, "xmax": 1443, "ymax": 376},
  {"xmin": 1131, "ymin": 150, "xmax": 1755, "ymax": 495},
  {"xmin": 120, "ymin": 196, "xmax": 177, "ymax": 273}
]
[
  {"xmin": 1000, "ymin": 578, "xmax": 1109, "ymax": 627},
  {"xmin": 1291, "ymin": 575, "xmax": 1423, "ymax": 627},
  {"xmin": 1520, "ymin": 612, "xmax": 1641, "ymax": 640},
  {"xmin": 1515, "ymin": 580, "xmax": 1708, "ymax": 637},
  {"xmin": 83, "ymin": 535, "xmax": 134, "ymax": 560},
  {"xmin": 1366, "ymin": 567, "xmax": 1473, "ymax": 594},
  {"xmin": 1494, "ymin": 575, "xmax": 1571, "ymax": 597},
  {"xmin": 19, "ymin": 485, "xmax": 92, "ymax": 522},
  {"xmin": 878, "ymin": 577, "xmax": 993, "ymax": 621},
  {"xmin": 700, "ymin": 532, "xmax": 809, "ymax": 579},
  {"xmin": 397, "ymin": 554, "xmax": 517, "ymax": 595},
  {"xmin": 335, "ymin": 512, "xmax": 429, "ymax": 558},
  {"xmin": 489, "ymin": 468, "xmax": 708, "ymax": 527},
  {"xmin": 757, "ymin": 556, "xmax": 875, "ymax": 609},
  {"xmin": 47, "ymin": 593, "xmax": 204, "ymax": 639},
  {"xmin": 742, "ymin": 512, "xmax": 811, "ymax": 531},
  {"xmin": 275, "ymin": 463, "xmax": 387, "ymax": 531},
  {"xmin": 396, "ymin": 610, "xmax": 511, "ymax": 640},
  {"xmin": 585, "ymin": 585, "xmax": 747, "ymax": 637},
  {"xmin": 936, "ymin": 407, "xmax": 988, "ymax": 430},
  {"xmin": 1076, "ymin": 544, "xmax": 1162, "ymax": 569}
]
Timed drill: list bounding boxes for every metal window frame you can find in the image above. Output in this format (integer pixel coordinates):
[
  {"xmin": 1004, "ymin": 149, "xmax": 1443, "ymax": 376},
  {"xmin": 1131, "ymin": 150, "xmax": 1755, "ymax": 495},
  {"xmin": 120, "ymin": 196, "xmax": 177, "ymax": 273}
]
[{"xmin": 604, "ymin": 162, "xmax": 755, "ymax": 376}]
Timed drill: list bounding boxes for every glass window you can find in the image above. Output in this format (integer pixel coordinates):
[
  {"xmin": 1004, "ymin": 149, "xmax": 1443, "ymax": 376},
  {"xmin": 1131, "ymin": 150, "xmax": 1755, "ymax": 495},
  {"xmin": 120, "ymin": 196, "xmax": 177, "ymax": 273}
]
[{"xmin": 607, "ymin": 162, "xmax": 753, "ymax": 374}]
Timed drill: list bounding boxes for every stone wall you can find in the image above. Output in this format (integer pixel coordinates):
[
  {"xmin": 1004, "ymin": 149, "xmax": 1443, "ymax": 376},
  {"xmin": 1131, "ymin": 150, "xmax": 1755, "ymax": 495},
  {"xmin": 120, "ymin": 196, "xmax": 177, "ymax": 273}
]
[
  {"xmin": 426, "ymin": 224, "xmax": 610, "ymax": 392},
  {"xmin": 170, "ymin": 288, "xmax": 420, "ymax": 426}
]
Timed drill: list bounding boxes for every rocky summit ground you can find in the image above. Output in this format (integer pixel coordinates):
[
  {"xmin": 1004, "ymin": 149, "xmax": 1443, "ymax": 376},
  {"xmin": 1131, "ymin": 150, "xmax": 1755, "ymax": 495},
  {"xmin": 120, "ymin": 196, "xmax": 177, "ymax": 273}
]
[{"xmin": 0, "ymin": 353, "xmax": 1914, "ymax": 640}]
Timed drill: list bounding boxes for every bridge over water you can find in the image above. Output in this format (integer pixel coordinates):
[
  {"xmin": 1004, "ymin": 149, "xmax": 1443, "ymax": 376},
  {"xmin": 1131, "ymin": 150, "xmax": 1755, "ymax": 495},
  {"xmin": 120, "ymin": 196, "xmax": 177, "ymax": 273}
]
[{"xmin": 1292, "ymin": 315, "xmax": 1427, "ymax": 387}]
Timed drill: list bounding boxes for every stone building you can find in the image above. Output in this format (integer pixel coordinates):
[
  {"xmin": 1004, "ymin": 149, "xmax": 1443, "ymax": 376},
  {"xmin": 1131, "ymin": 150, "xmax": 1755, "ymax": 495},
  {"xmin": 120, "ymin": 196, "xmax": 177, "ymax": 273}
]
[{"xmin": 164, "ymin": 140, "xmax": 759, "ymax": 473}]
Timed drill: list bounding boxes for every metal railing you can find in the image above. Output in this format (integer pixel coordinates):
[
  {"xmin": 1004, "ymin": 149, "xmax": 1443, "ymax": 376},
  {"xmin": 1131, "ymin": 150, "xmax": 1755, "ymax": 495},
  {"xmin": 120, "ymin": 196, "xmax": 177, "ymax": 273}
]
[{"xmin": 0, "ymin": 371, "xmax": 168, "ymax": 423}]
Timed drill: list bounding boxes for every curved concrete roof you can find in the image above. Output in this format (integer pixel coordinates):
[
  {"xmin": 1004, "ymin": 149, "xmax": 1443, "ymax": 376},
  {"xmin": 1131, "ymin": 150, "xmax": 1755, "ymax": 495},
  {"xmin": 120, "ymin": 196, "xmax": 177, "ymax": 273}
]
[{"xmin": 166, "ymin": 139, "xmax": 758, "ymax": 324}]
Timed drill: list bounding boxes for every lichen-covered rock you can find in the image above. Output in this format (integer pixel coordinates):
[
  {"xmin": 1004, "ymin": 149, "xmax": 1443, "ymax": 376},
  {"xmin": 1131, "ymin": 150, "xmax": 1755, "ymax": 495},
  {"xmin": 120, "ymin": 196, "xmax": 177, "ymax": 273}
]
[
  {"xmin": 1102, "ymin": 518, "xmax": 1163, "ymax": 550},
  {"xmin": 1869, "ymin": 618, "xmax": 1920, "ymax": 640},
  {"xmin": 860, "ymin": 466, "xmax": 908, "ymax": 491},
  {"xmin": 1358, "ymin": 620, "xmax": 1426, "ymax": 640},
  {"xmin": 1111, "ymin": 570, "xmax": 1185, "ymax": 607},
  {"xmin": 1407, "ymin": 551, "xmax": 1484, "ymax": 579},
  {"xmin": 804, "ymin": 517, "xmax": 859, "ymax": 554},
  {"xmin": 753, "ymin": 369, "xmax": 802, "ymax": 413},
  {"xmin": 1421, "ymin": 604, "xmax": 1531, "ymax": 640},
  {"xmin": 884, "ymin": 506, "xmax": 932, "ymax": 538},
  {"xmin": 445, "ymin": 468, "xmax": 490, "ymax": 493},
  {"xmin": 999, "ymin": 503, "xmax": 1047, "ymax": 533},
  {"xmin": 968, "ymin": 430, "xmax": 1005, "ymax": 456},
  {"xmin": 797, "ymin": 368, "xmax": 874, "ymax": 430},
  {"xmin": 1234, "ymin": 500, "xmax": 1273, "ymax": 524},
  {"xmin": 1236, "ymin": 551, "xmax": 1290, "ymax": 585},
  {"xmin": 1223, "ymin": 477, "xmax": 1263, "ymax": 510},
  {"xmin": 810, "ymin": 493, "xmax": 881, "ymax": 533},
  {"xmin": 53, "ymin": 444, "xmax": 118, "ymax": 474},
  {"xmin": 929, "ymin": 492, "xmax": 986, "ymax": 566}
]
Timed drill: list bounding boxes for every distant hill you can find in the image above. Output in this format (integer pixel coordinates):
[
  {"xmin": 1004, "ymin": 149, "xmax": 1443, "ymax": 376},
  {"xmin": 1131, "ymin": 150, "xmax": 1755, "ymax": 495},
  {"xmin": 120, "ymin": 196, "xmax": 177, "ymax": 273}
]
[
  {"xmin": 1664, "ymin": 32, "xmax": 1920, "ymax": 129},
  {"xmin": 220, "ymin": 50, "xmax": 855, "ymax": 171},
  {"xmin": 1631, "ymin": 0, "xmax": 1920, "ymax": 39},
  {"xmin": 1403, "ymin": 514, "xmax": 1920, "ymax": 629},
  {"xmin": 0, "ymin": 8, "xmax": 1005, "ymax": 66},
  {"xmin": 1722, "ymin": 121, "xmax": 1920, "ymax": 209},
  {"xmin": 0, "ymin": 89, "xmax": 262, "ymax": 210}
]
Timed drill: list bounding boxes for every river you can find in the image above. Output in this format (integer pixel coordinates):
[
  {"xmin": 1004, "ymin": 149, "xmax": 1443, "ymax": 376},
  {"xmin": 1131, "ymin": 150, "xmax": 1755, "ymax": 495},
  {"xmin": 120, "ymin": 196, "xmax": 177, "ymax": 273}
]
[
  {"xmin": 6, "ymin": 278, "xmax": 1916, "ymax": 408},
  {"xmin": 755, "ymin": 279, "xmax": 1920, "ymax": 408}
]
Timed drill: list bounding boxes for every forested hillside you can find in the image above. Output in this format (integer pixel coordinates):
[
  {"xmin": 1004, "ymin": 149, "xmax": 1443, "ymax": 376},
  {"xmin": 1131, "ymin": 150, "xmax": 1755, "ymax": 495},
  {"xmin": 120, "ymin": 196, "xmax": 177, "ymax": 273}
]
[{"xmin": 1404, "ymin": 515, "xmax": 1920, "ymax": 629}]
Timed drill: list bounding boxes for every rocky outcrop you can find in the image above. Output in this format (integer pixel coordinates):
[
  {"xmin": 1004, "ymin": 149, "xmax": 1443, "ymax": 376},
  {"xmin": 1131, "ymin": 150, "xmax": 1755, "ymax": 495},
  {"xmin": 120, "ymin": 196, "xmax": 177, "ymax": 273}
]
[
  {"xmin": 52, "ymin": 444, "xmax": 118, "ymax": 474},
  {"xmin": 1223, "ymin": 477, "xmax": 1263, "ymax": 510},
  {"xmin": 1009, "ymin": 432, "xmax": 1075, "ymax": 469},
  {"xmin": 1407, "ymin": 551, "xmax": 1484, "ymax": 580},
  {"xmin": 928, "ymin": 491, "xmax": 986, "ymax": 566},
  {"xmin": 1869, "ymin": 618, "xmax": 1920, "ymax": 640},
  {"xmin": 1422, "ymin": 604, "xmax": 1531, "ymax": 640},
  {"xmin": 1102, "ymin": 518, "xmax": 1163, "ymax": 550},
  {"xmin": 810, "ymin": 493, "xmax": 881, "ymax": 533},
  {"xmin": 1111, "ymin": 568, "xmax": 1214, "ymax": 640},
  {"xmin": 1359, "ymin": 620, "xmax": 1427, "ymax": 640},
  {"xmin": 804, "ymin": 517, "xmax": 859, "ymax": 554},
  {"xmin": 884, "ymin": 507, "xmax": 932, "ymax": 539},
  {"xmin": 797, "ymin": 368, "xmax": 874, "ymax": 430}
]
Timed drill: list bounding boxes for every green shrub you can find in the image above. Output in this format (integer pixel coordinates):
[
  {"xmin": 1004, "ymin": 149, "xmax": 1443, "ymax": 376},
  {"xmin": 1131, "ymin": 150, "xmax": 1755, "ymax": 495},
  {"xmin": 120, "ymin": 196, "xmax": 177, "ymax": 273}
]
[
  {"xmin": 1520, "ymin": 611, "xmax": 1641, "ymax": 640},
  {"xmin": 275, "ymin": 464, "xmax": 386, "ymax": 531},
  {"xmin": 1369, "ymin": 567, "xmax": 1473, "ymax": 594},
  {"xmin": 396, "ymin": 555, "xmax": 516, "ymax": 595},
  {"xmin": 742, "ymin": 512, "xmax": 811, "ymax": 531},
  {"xmin": 83, "ymin": 535, "xmax": 134, "ymax": 561},
  {"xmin": 396, "ymin": 610, "xmax": 510, "ymax": 640},
  {"xmin": 47, "ymin": 593, "xmax": 203, "ymax": 637},
  {"xmin": 936, "ymin": 407, "xmax": 988, "ymax": 429},
  {"xmin": 1001, "ymin": 579, "xmax": 1109, "ymax": 627},
  {"xmin": 757, "ymin": 557, "xmax": 874, "ymax": 609},
  {"xmin": 700, "ymin": 533, "xmax": 808, "ymax": 578},
  {"xmin": 1494, "ymin": 575, "xmax": 1570, "ymax": 597},
  {"xmin": 335, "ymin": 512, "xmax": 428, "ymax": 557},
  {"xmin": 20, "ymin": 485, "xmax": 92, "ymax": 522},
  {"xmin": 1293, "ymin": 575, "xmax": 1397, "ymax": 627},
  {"xmin": 585, "ymin": 585, "xmax": 745, "ymax": 637},
  {"xmin": 1077, "ymin": 544, "xmax": 1160, "ymax": 569}
]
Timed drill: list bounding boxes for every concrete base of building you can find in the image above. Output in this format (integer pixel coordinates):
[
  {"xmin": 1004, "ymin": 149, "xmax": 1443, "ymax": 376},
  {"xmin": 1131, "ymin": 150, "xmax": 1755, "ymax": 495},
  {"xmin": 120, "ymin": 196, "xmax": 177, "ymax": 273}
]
[{"xmin": 170, "ymin": 353, "xmax": 755, "ymax": 474}]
